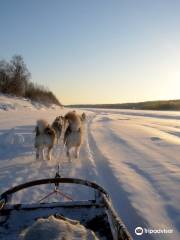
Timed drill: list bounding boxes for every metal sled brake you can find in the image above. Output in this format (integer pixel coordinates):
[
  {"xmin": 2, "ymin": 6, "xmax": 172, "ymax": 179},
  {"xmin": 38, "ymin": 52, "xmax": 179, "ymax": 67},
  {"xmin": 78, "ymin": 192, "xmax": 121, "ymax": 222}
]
[{"xmin": 0, "ymin": 177, "xmax": 132, "ymax": 240}]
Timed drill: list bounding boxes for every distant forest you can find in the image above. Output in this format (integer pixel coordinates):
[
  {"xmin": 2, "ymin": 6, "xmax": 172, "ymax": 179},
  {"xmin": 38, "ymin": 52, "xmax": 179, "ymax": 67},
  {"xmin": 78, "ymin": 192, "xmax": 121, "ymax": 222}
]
[
  {"xmin": 68, "ymin": 100, "xmax": 180, "ymax": 111},
  {"xmin": 0, "ymin": 55, "xmax": 61, "ymax": 106}
]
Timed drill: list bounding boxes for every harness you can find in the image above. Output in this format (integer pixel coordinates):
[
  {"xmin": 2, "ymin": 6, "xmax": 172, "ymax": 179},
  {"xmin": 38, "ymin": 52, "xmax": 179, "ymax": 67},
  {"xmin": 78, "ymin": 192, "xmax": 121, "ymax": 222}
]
[{"xmin": 64, "ymin": 126, "xmax": 81, "ymax": 142}]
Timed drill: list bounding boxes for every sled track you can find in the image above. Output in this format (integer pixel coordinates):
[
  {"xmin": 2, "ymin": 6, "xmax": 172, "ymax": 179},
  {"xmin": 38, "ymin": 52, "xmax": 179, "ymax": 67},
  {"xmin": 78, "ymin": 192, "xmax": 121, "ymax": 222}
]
[{"xmin": 0, "ymin": 109, "xmax": 179, "ymax": 239}]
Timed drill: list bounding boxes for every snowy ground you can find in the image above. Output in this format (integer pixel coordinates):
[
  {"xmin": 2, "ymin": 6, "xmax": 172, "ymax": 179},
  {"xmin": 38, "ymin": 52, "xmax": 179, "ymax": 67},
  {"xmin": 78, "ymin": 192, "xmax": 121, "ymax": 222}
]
[{"xmin": 0, "ymin": 96, "xmax": 179, "ymax": 240}]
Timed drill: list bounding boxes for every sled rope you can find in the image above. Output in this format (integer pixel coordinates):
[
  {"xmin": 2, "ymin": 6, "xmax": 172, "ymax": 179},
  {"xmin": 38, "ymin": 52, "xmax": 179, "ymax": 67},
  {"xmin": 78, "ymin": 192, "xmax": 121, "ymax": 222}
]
[
  {"xmin": 37, "ymin": 186, "xmax": 73, "ymax": 203},
  {"xmin": 37, "ymin": 129, "xmax": 74, "ymax": 203},
  {"xmin": 55, "ymin": 139, "xmax": 67, "ymax": 177},
  {"xmin": 38, "ymin": 142, "xmax": 74, "ymax": 203}
]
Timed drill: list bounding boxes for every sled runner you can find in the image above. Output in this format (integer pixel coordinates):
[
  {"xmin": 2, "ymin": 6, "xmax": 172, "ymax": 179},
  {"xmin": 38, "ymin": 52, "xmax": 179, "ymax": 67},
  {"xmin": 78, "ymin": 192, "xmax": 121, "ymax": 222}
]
[{"xmin": 0, "ymin": 177, "xmax": 132, "ymax": 240}]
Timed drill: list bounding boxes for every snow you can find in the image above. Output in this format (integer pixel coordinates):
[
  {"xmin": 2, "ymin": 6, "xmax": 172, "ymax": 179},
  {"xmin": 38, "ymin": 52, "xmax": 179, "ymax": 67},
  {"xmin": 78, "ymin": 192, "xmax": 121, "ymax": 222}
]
[
  {"xmin": 0, "ymin": 95, "xmax": 179, "ymax": 239},
  {"xmin": 0, "ymin": 94, "xmax": 61, "ymax": 111}
]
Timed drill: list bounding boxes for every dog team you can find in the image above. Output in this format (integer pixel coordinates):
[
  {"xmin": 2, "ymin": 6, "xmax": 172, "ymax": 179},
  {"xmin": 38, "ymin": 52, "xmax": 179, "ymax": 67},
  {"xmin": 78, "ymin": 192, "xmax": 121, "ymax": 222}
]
[{"xmin": 34, "ymin": 111, "xmax": 86, "ymax": 161}]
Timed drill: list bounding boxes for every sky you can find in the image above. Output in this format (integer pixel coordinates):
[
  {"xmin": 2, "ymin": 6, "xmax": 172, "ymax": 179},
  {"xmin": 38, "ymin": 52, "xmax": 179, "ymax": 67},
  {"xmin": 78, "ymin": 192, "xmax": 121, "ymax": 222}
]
[{"xmin": 0, "ymin": 0, "xmax": 180, "ymax": 104}]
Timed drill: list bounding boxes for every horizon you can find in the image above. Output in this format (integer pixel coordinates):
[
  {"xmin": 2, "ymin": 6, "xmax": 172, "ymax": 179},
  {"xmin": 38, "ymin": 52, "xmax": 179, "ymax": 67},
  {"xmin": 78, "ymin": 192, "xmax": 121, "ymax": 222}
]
[
  {"xmin": 66, "ymin": 98, "xmax": 180, "ymax": 106},
  {"xmin": 1, "ymin": 1, "xmax": 180, "ymax": 104}
]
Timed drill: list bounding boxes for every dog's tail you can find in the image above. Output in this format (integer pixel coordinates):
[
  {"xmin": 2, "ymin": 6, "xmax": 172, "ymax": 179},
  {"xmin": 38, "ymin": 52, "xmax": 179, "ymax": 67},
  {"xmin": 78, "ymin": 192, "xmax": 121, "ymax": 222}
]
[{"xmin": 36, "ymin": 119, "xmax": 49, "ymax": 134}]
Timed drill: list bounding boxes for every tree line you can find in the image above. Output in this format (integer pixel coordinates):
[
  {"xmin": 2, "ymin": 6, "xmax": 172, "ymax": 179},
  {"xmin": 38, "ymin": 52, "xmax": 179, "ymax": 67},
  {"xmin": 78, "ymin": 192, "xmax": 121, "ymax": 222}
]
[
  {"xmin": 68, "ymin": 100, "xmax": 180, "ymax": 111},
  {"xmin": 0, "ymin": 55, "xmax": 61, "ymax": 106}
]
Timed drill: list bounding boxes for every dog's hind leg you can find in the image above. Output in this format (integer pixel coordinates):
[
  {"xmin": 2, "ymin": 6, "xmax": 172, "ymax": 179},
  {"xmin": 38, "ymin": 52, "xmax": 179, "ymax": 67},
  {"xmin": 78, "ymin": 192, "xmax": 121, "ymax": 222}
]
[
  {"xmin": 66, "ymin": 147, "xmax": 71, "ymax": 162},
  {"xmin": 39, "ymin": 147, "xmax": 45, "ymax": 160},
  {"xmin": 74, "ymin": 146, "xmax": 80, "ymax": 159},
  {"xmin": 36, "ymin": 147, "xmax": 44, "ymax": 160},
  {"xmin": 47, "ymin": 146, "xmax": 52, "ymax": 161},
  {"xmin": 36, "ymin": 147, "xmax": 40, "ymax": 160}
]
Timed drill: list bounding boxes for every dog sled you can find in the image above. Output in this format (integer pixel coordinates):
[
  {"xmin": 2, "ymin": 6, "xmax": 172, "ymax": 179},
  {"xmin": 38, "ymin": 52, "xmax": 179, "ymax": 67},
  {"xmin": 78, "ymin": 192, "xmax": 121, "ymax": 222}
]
[{"xmin": 0, "ymin": 176, "xmax": 132, "ymax": 240}]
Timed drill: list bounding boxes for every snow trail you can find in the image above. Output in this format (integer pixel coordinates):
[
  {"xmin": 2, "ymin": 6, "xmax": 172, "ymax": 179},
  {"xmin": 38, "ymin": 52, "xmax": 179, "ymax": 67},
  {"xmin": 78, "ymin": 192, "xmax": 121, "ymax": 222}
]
[{"xmin": 0, "ymin": 102, "xmax": 179, "ymax": 239}]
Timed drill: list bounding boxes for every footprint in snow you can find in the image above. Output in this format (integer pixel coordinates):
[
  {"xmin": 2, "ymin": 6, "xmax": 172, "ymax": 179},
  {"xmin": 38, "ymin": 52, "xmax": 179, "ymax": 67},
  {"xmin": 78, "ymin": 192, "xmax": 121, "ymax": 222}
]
[{"xmin": 151, "ymin": 137, "xmax": 162, "ymax": 141}]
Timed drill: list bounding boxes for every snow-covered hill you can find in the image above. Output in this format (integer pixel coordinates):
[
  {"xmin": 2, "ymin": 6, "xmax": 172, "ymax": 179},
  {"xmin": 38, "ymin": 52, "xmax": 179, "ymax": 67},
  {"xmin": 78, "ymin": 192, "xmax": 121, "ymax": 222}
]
[
  {"xmin": 0, "ymin": 96, "xmax": 179, "ymax": 239},
  {"xmin": 0, "ymin": 94, "xmax": 61, "ymax": 111}
]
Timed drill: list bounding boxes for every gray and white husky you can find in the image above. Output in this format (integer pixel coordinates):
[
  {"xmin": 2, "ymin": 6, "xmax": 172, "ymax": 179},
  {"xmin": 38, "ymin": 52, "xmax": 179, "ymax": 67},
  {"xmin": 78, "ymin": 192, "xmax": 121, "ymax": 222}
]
[
  {"xmin": 34, "ymin": 119, "xmax": 56, "ymax": 161},
  {"xmin": 51, "ymin": 116, "xmax": 64, "ymax": 143},
  {"xmin": 64, "ymin": 111, "xmax": 86, "ymax": 161}
]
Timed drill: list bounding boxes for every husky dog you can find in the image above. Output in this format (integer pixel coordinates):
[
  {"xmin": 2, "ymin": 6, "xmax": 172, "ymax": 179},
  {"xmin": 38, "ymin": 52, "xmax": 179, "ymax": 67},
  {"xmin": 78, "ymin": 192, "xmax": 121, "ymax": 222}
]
[
  {"xmin": 51, "ymin": 116, "xmax": 64, "ymax": 143},
  {"xmin": 64, "ymin": 111, "xmax": 86, "ymax": 161},
  {"xmin": 35, "ymin": 119, "xmax": 56, "ymax": 161}
]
